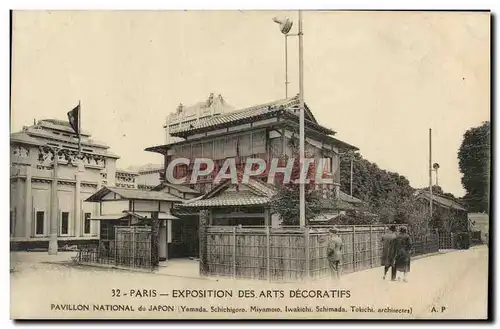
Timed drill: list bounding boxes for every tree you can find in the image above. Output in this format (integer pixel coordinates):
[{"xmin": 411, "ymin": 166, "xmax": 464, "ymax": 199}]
[
  {"xmin": 270, "ymin": 138, "xmax": 322, "ymax": 225},
  {"xmin": 458, "ymin": 121, "xmax": 490, "ymax": 213},
  {"xmin": 339, "ymin": 151, "xmax": 415, "ymax": 223}
]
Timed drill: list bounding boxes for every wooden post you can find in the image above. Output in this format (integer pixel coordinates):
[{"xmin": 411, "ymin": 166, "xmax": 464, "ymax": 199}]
[
  {"xmin": 266, "ymin": 226, "xmax": 270, "ymax": 281},
  {"xmin": 114, "ymin": 227, "xmax": 118, "ymax": 266},
  {"xmin": 305, "ymin": 228, "xmax": 310, "ymax": 280},
  {"xmin": 232, "ymin": 226, "xmax": 237, "ymax": 278},
  {"xmin": 151, "ymin": 212, "xmax": 159, "ymax": 269},
  {"xmin": 132, "ymin": 227, "xmax": 136, "ymax": 268},
  {"xmin": 435, "ymin": 228, "xmax": 439, "ymax": 251},
  {"xmin": 199, "ymin": 209, "xmax": 209, "ymax": 276},
  {"xmin": 352, "ymin": 226, "xmax": 356, "ymax": 272},
  {"xmin": 369, "ymin": 225, "xmax": 373, "ymax": 268}
]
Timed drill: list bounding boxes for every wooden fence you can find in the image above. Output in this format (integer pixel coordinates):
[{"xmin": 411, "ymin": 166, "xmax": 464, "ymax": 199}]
[
  {"xmin": 204, "ymin": 225, "xmax": 439, "ymax": 281},
  {"xmin": 78, "ymin": 226, "xmax": 155, "ymax": 271},
  {"xmin": 115, "ymin": 226, "xmax": 153, "ymax": 269}
]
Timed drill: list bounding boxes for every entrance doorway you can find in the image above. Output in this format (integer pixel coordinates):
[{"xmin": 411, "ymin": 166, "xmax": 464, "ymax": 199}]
[{"xmin": 169, "ymin": 217, "xmax": 199, "ymax": 258}]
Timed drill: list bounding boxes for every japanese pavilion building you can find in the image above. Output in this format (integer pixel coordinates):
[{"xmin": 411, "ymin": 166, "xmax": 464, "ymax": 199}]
[{"xmin": 146, "ymin": 93, "xmax": 362, "ymax": 229}]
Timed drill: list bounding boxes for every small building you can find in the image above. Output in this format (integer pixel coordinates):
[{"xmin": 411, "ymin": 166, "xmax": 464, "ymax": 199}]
[
  {"xmin": 415, "ymin": 190, "xmax": 468, "ymax": 232},
  {"xmin": 86, "ymin": 185, "xmax": 201, "ymax": 260},
  {"xmin": 468, "ymin": 212, "xmax": 489, "ymax": 242}
]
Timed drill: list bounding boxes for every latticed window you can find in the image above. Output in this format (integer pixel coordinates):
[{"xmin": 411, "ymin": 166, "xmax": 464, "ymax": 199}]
[
  {"xmin": 202, "ymin": 141, "xmax": 213, "ymax": 158},
  {"xmin": 238, "ymin": 133, "xmax": 251, "ymax": 157},
  {"xmin": 223, "ymin": 137, "xmax": 237, "ymax": 158},
  {"xmin": 252, "ymin": 130, "xmax": 266, "ymax": 154},
  {"xmin": 213, "ymin": 138, "xmax": 225, "ymax": 159},
  {"xmin": 192, "ymin": 143, "xmax": 202, "ymax": 159}
]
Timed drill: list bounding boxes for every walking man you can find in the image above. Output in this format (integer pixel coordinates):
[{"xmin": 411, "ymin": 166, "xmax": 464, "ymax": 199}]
[
  {"xmin": 327, "ymin": 227, "xmax": 343, "ymax": 280},
  {"xmin": 393, "ymin": 226, "xmax": 412, "ymax": 282},
  {"xmin": 381, "ymin": 225, "xmax": 397, "ymax": 281}
]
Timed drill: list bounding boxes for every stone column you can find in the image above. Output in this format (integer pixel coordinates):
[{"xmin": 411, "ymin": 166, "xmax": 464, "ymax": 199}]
[
  {"xmin": 74, "ymin": 171, "xmax": 82, "ymax": 237},
  {"xmin": 15, "ymin": 177, "xmax": 23, "ymax": 237},
  {"xmin": 94, "ymin": 180, "xmax": 102, "ymax": 237},
  {"xmin": 24, "ymin": 167, "xmax": 32, "ymax": 238}
]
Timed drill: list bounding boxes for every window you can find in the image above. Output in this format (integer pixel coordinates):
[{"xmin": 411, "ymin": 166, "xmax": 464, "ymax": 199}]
[
  {"xmin": 35, "ymin": 211, "xmax": 44, "ymax": 235},
  {"xmin": 84, "ymin": 213, "xmax": 91, "ymax": 234},
  {"xmin": 61, "ymin": 212, "xmax": 69, "ymax": 235}
]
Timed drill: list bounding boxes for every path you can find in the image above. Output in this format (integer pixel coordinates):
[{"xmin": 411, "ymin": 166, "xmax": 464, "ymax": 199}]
[{"xmin": 10, "ymin": 246, "xmax": 489, "ymax": 319}]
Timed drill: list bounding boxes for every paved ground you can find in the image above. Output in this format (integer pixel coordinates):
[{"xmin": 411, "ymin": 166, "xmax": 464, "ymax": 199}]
[{"xmin": 10, "ymin": 246, "xmax": 489, "ymax": 320}]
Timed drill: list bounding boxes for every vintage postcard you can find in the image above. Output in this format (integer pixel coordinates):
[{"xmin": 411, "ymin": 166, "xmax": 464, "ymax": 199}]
[{"xmin": 9, "ymin": 10, "xmax": 490, "ymax": 320}]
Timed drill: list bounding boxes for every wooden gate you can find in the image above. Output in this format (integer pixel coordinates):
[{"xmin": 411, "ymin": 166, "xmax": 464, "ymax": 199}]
[{"xmin": 115, "ymin": 226, "xmax": 154, "ymax": 270}]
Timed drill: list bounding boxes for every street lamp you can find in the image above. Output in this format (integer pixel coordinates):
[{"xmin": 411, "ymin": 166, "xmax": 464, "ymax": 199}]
[
  {"xmin": 272, "ymin": 16, "xmax": 294, "ymax": 98},
  {"xmin": 273, "ymin": 12, "xmax": 305, "ymax": 227},
  {"xmin": 432, "ymin": 163, "xmax": 440, "ymax": 187},
  {"xmin": 273, "ymin": 16, "xmax": 293, "ymax": 99}
]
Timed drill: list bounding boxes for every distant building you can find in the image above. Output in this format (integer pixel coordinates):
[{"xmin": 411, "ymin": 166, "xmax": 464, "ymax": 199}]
[
  {"xmin": 9, "ymin": 119, "xmax": 126, "ymax": 249},
  {"xmin": 468, "ymin": 212, "xmax": 489, "ymax": 242},
  {"xmin": 129, "ymin": 163, "xmax": 165, "ymax": 191},
  {"xmin": 115, "ymin": 169, "xmax": 139, "ymax": 189},
  {"xmin": 414, "ymin": 190, "xmax": 468, "ymax": 232}
]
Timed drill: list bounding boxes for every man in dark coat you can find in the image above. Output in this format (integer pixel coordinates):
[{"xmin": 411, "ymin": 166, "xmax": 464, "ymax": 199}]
[
  {"xmin": 381, "ymin": 225, "xmax": 397, "ymax": 281},
  {"xmin": 392, "ymin": 226, "xmax": 412, "ymax": 282}
]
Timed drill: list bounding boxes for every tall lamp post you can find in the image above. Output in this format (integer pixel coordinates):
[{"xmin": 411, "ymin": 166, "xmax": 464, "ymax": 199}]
[{"xmin": 273, "ymin": 11, "xmax": 306, "ymax": 227}]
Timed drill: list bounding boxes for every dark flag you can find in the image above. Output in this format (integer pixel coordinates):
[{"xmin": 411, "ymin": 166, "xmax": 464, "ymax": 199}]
[
  {"xmin": 67, "ymin": 102, "xmax": 82, "ymax": 157},
  {"xmin": 67, "ymin": 104, "xmax": 80, "ymax": 135}
]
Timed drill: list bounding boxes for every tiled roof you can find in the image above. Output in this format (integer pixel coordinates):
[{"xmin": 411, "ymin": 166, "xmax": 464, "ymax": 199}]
[
  {"xmin": 416, "ymin": 191, "xmax": 467, "ymax": 211},
  {"xmin": 321, "ymin": 191, "xmax": 363, "ymax": 211},
  {"xmin": 85, "ymin": 186, "xmax": 183, "ymax": 202},
  {"xmin": 321, "ymin": 198, "xmax": 355, "ymax": 211},
  {"xmin": 179, "ymin": 190, "xmax": 270, "ymax": 208},
  {"xmin": 338, "ymin": 191, "xmax": 363, "ymax": 204},
  {"xmin": 179, "ymin": 174, "xmax": 277, "ymax": 208},
  {"xmin": 170, "ymin": 95, "xmax": 335, "ymax": 137},
  {"xmin": 159, "ymin": 182, "xmax": 202, "ymax": 194}
]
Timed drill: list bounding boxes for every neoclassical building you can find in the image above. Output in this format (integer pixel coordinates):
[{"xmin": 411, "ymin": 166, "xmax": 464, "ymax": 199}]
[{"xmin": 10, "ymin": 119, "xmax": 126, "ymax": 249}]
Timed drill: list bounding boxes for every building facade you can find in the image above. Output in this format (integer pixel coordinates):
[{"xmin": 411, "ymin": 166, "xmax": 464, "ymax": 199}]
[
  {"xmin": 10, "ymin": 119, "xmax": 121, "ymax": 248},
  {"xmin": 146, "ymin": 94, "xmax": 359, "ymax": 226}
]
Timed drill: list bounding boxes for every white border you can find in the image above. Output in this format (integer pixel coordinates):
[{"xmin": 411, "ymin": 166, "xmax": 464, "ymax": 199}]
[{"xmin": 2, "ymin": 1, "xmax": 497, "ymax": 329}]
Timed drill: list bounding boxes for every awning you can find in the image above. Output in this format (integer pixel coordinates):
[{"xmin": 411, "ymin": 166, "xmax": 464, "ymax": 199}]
[
  {"xmin": 123, "ymin": 211, "xmax": 179, "ymax": 220},
  {"xmin": 90, "ymin": 214, "xmax": 128, "ymax": 221}
]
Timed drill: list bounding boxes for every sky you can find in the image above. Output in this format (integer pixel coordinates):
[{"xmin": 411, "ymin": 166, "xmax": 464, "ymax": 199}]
[{"xmin": 10, "ymin": 10, "xmax": 490, "ymax": 197}]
